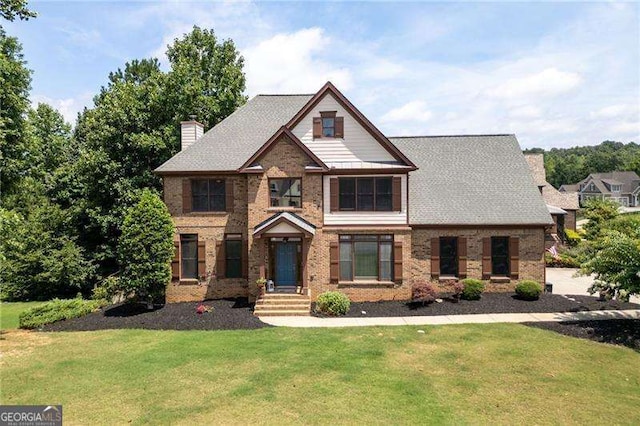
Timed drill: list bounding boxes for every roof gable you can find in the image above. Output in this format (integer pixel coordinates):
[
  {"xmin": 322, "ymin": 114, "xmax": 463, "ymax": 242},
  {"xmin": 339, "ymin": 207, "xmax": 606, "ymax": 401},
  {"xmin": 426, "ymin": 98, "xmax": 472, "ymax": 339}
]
[
  {"xmin": 287, "ymin": 82, "xmax": 416, "ymax": 169},
  {"xmin": 239, "ymin": 126, "xmax": 328, "ymax": 173}
]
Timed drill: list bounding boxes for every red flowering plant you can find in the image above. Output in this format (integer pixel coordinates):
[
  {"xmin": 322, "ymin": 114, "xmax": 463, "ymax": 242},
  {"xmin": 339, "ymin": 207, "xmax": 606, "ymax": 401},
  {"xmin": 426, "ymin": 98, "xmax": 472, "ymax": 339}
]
[{"xmin": 196, "ymin": 303, "xmax": 213, "ymax": 314}]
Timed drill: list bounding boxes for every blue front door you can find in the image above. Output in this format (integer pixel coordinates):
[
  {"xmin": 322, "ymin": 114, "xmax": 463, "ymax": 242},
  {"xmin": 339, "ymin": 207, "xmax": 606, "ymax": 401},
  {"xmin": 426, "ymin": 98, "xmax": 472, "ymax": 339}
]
[{"xmin": 275, "ymin": 242, "xmax": 298, "ymax": 286}]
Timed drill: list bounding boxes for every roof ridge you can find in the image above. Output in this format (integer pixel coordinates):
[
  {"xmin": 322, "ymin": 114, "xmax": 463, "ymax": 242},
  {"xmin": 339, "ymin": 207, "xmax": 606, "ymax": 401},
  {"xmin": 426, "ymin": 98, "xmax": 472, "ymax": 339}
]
[
  {"xmin": 389, "ymin": 134, "xmax": 515, "ymax": 139},
  {"xmin": 256, "ymin": 94, "xmax": 315, "ymax": 97}
]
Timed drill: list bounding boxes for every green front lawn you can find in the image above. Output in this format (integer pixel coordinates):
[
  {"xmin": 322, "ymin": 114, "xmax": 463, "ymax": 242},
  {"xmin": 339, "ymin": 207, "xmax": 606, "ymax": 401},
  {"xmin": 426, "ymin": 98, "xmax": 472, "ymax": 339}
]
[
  {"xmin": 0, "ymin": 302, "xmax": 45, "ymax": 330},
  {"xmin": 2, "ymin": 324, "xmax": 639, "ymax": 424}
]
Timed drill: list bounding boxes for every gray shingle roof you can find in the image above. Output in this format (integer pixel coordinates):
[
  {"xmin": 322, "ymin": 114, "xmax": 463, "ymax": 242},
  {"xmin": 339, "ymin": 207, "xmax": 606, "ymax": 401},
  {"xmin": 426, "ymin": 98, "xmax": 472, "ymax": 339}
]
[
  {"xmin": 525, "ymin": 154, "xmax": 579, "ymax": 210},
  {"xmin": 576, "ymin": 171, "xmax": 640, "ymax": 195},
  {"xmin": 155, "ymin": 95, "xmax": 313, "ymax": 173},
  {"xmin": 390, "ymin": 135, "xmax": 553, "ymax": 225}
]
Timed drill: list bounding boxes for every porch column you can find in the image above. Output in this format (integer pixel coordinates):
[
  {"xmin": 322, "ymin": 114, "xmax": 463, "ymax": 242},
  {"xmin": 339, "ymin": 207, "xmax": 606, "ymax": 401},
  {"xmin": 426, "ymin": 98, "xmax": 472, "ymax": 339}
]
[
  {"xmin": 258, "ymin": 238, "xmax": 265, "ymax": 279},
  {"xmin": 302, "ymin": 237, "xmax": 309, "ymax": 291}
]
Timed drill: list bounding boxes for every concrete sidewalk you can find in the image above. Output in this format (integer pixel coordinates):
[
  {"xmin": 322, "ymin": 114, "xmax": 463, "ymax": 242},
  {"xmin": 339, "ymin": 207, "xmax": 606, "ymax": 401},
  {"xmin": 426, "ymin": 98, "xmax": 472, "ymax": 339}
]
[{"xmin": 259, "ymin": 309, "xmax": 640, "ymax": 328}]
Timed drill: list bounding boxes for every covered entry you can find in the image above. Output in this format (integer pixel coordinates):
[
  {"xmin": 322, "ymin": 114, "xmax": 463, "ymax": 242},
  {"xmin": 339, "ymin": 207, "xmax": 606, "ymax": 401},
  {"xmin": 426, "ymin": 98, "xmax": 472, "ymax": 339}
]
[{"xmin": 253, "ymin": 212, "xmax": 316, "ymax": 291}]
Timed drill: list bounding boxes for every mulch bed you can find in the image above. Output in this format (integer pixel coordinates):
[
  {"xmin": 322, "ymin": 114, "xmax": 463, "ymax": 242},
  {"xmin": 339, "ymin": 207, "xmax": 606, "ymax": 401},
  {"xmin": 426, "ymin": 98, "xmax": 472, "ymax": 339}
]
[
  {"xmin": 312, "ymin": 293, "xmax": 640, "ymax": 318},
  {"xmin": 41, "ymin": 298, "xmax": 269, "ymax": 331},
  {"xmin": 524, "ymin": 320, "xmax": 640, "ymax": 351}
]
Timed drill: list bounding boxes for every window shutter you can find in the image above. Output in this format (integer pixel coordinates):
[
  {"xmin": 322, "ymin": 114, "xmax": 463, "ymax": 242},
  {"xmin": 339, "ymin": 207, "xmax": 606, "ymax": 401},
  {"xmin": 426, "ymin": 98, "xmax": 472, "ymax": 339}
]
[
  {"xmin": 509, "ymin": 236, "xmax": 519, "ymax": 279},
  {"xmin": 335, "ymin": 116, "xmax": 344, "ymax": 138},
  {"xmin": 198, "ymin": 240, "xmax": 206, "ymax": 278},
  {"xmin": 225, "ymin": 179, "xmax": 234, "ymax": 212},
  {"xmin": 430, "ymin": 237, "xmax": 440, "ymax": 279},
  {"xmin": 313, "ymin": 117, "xmax": 322, "ymax": 138},
  {"xmin": 242, "ymin": 239, "xmax": 248, "ymax": 279},
  {"xmin": 330, "ymin": 178, "xmax": 339, "ymax": 212},
  {"xmin": 394, "ymin": 241, "xmax": 403, "ymax": 283},
  {"xmin": 482, "ymin": 237, "xmax": 491, "ymax": 279},
  {"xmin": 216, "ymin": 240, "xmax": 226, "ymax": 279},
  {"xmin": 392, "ymin": 176, "xmax": 402, "ymax": 212},
  {"xmin": 329, "ymin": 242, "xmax": 339, "ymax": 283},
  {"xmin": 171, "ymin": 242, "xmax": 180, "ymax": 280},
  {"xmin": 458, "ymin": 237, "xmax": 467, "ymax": 279},
  {"xmin": 182, "ymin": 179, "xmax": 192, "ymax": 213}
]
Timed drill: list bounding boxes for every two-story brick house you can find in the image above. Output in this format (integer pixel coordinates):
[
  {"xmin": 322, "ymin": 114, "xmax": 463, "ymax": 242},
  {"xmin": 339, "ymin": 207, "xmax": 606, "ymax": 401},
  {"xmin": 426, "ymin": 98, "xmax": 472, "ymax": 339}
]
[{"xmin": 155, "ymin": 82, "xmax": 552, "ymax": 311}]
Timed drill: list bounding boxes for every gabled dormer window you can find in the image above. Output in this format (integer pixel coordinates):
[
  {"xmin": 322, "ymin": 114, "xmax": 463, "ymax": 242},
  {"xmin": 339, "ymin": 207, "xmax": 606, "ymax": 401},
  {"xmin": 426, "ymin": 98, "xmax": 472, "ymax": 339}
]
[
  {"xmin": 313, "ymin": 111, "xmax": 343, "ymax": 139},
  {"xmin": 612, "ymin": 184, "xmax": 622, "ymax": 192}
]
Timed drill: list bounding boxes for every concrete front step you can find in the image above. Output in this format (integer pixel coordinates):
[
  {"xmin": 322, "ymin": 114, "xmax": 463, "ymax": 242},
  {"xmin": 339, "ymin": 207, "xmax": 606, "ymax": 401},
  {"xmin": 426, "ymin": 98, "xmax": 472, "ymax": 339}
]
[
  {"xmin": 256, "ymin": 299, "xmax": 311, "ymax": 305},
  {"xmin": 254, "ymin": 309, "xmax": 311, "ymax": 317},
  {"xmin": 255, "ymin": 293, "xmax": 311, "ymax": 316}
]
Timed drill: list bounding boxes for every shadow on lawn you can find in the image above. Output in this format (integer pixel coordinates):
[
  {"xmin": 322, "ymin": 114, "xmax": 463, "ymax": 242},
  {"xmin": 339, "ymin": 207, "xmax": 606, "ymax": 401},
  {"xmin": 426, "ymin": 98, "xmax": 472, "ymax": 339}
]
[{"xmin": 524, "ymin": 319, "xmax": 640, "ymax": 352}]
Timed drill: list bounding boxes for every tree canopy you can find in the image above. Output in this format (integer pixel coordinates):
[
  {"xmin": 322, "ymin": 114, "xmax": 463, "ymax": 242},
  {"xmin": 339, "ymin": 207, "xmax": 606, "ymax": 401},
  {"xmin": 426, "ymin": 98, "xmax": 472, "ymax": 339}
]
[
  {"xmin": 524, "ymin": 141, "xmax": 640, "ymax": 189},
  {"xmin": 0, "ymin": 0, "xmax": 36, "ymax": 22},
  {"xmin": 1, "ymin": 25, "xmax": 246, "ymax": 301}
]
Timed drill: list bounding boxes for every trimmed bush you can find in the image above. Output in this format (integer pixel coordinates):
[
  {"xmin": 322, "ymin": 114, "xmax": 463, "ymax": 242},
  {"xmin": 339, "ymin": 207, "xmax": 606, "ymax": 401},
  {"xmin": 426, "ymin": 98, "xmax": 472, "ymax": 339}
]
[
  {"xmin": 316, "ymin": 291, "xmax": 350, "ymax": 316},
  {"xmin": 515, "ymin": 280, "xmax": 543, "ymax": 301},
  {"xmin": 19, "ymin": 298, "xmax": 103, "ymax": 329},
  {"xmin": 545, "ymin": 252, "xmax": 580, "ymax": 268},
  {"xmin": 564, "ymin": 229, "xmax": 582, "ymax": 247},
  {"xmin": 461, "ymin": 279, "xmax": 485, "ymax": 300},
  {"xmin": 449, "ymin": 281, "xmax": 464, "ymax": 302},
  {"xmin": 411, "ymin": 281, "xmax": 438, "ymax": 305}
]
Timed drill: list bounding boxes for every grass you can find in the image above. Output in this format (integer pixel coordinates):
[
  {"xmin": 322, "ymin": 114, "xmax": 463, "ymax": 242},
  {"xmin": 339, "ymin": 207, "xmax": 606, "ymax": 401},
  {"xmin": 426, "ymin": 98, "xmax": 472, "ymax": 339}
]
[
  {"xmin": 0, "ymin": 302, "xmax": 45, "ymax": 330},
  {"xmin": 1, "ymin": 324, "xmax": 639, "ymax": 425}
]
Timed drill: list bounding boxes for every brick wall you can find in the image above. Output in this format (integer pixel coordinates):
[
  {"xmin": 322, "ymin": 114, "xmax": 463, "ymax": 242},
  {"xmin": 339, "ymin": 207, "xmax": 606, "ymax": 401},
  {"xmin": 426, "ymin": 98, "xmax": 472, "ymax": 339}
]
[
  {"xmin": 565, "ymin": 210, "xmax": 576, "ymax": 232},
  {"xmin": 164, "ymin": 174, "xmax": 249, "ymax": 302},
  {"xmin": 411, "ymin": 227, "xmax": 546, "ymax": 292}
]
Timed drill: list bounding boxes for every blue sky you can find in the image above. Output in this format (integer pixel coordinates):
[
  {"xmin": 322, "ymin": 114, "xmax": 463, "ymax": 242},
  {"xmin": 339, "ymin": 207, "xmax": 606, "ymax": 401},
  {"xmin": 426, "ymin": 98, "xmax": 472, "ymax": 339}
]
[{"xmin": 5, "ymin": 1, "xmax": 639, "ymax": 149}]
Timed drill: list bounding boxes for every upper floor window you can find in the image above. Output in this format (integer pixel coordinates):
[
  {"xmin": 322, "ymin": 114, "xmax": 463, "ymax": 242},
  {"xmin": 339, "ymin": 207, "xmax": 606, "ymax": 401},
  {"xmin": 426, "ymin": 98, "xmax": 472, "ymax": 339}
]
[
  {"xmin": 339, "ymin": 177, "xmax": 392, "ymax": 211},
  {"xmin": 587, "ymin": 183, "xmax": 596, "ymax": 191},
  {"xmin": 611, "ymin": 184, "xmax": 621, "ymax": 192},
  {"xmin": 313, "ymin": 111, "xmax": 343, "ymax": 139},
  {"xmin": 269, "ymin": 178, "xmax": 302, "ymax": 208},
  {"xmin": 192, "ymin": 179, "xmax": 225, "ymax": 211}
]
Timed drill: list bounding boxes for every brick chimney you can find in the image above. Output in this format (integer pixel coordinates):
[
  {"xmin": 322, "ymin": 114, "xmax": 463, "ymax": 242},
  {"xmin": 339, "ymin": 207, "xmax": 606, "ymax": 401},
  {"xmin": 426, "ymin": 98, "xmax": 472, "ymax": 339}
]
[{"xmin": 180, "ymin": 115, "xmax": 204, "ymax": 151}]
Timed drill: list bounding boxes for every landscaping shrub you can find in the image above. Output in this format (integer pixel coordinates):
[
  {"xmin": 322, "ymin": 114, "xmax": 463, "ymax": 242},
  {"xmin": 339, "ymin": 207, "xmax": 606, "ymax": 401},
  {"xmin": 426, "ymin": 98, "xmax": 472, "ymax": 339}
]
[
  {"xmin": 411, "ymin": 281, "xmax": 438, "ymax": 305},
  {"xmin": 545, "ymin": 252, "xmax": 581, "ymax": 268},
  {"xmin": 116, "ymin": 190, "xmax": 175, "ymax": 303},
  {"xmin": 449, "ymin": 281, "xmax": 464, "ymax": 302},
  {"xmin": 19, "ymin": 298, "xmax": 104, "ymax": 329},
  {"xmin": 515, "ymin": 280, "xmax": 543, "ymax": 301},
  {"xmin": 461, "ymin": 279, "xmax": 485, "ymax": 300},
  {"xmin": 316, "ymin": 291, "xmax": 350, "ymax": 316},
  {"xmin": 564, "ymin": 229, "xmax": 582, "ymax": 247}
]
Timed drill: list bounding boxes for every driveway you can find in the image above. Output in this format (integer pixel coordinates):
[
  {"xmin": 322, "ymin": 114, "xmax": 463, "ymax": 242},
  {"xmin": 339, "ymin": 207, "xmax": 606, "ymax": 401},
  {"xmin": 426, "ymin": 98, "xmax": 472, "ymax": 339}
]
[{"xmin": 546, "ymin": 268, "xmax": 640, "ymax": 303}]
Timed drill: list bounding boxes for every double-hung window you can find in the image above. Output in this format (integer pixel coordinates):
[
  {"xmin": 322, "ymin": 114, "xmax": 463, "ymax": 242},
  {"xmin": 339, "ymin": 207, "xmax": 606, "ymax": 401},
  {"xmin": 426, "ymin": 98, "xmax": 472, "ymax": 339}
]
[
  {"xmin": 339, "ymin": 235, "xmax": 393, "ymax": 281},
  {"xmin": 192, "ymin": 179, "xmax": 225, "ymax": 211},
  {"xmin": 269, "ymin": 178, "xmax": 302, "ymax": 207},
  {"xmin": 338, "ymin": 177, "xmax": 393, "ymax": 211},
  {"xmin": 491, "ymin": 236, "xmax": 510, "ymax": 276},
  {"xmin": 180, "ymin": 234, "xmax": 198, "ymax": 279},
  {"xmin": 225, "ymin": 234, "xmax": 242, "ymax": 278},
  {"xmin": 439, "ymin": 237, "xmax": 458, "ymax": 277}
]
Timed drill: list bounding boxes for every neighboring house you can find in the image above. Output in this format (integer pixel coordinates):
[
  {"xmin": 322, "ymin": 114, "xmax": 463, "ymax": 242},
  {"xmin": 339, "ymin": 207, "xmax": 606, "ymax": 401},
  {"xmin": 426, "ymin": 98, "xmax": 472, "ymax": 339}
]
[
  {"xmin": 560, "ymin": 172, "xmax": 640, "ymax": 207},
  {"xmin": 525, "ymin": 154, "xmax": 579, "ymax": 243},
  {"xmin": 155, "ymin": 82, "xmax": 552, "ymax": 307}
]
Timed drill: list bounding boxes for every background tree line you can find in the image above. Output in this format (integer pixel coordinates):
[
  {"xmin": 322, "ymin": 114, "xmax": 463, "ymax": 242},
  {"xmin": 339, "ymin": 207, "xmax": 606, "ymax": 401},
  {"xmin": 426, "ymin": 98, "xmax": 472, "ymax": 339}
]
[
  {"xmin": 524, "ymin": 141, "xmax": 640, "ymax": 189},
  {"xmin": 1, "ymin": 3, "xmax": 247, "ymax": 300}
]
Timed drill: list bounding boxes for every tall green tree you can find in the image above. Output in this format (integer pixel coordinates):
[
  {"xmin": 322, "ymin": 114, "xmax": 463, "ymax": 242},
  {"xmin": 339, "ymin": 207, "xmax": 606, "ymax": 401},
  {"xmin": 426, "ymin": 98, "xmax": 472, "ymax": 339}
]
[
  {"xmin": 115, "ymin": 189, "xmax": 174, "ymax": 303},
  {"xmin": 0, "ymin": 0, "xmax": 36, "ymax": 22},
  {"xmin": 0, "ymin": 26, "xmax": 32, "ymax": 198},
  {"xmin": 58, "ymin": 26, "xmax": 246, "ymax": 278}
]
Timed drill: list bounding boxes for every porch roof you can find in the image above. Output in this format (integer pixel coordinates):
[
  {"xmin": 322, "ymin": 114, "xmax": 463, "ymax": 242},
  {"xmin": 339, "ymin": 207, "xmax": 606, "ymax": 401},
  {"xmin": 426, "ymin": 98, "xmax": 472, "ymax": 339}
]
[{"xmin": 253, "ymin": 212, "xmax": 317, "ymax": 237}]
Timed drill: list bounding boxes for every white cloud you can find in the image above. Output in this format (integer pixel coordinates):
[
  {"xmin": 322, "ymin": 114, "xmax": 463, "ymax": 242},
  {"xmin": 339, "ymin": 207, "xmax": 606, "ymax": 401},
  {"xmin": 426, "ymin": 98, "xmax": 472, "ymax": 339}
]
[
  {"xmin": 509, "ymin": 105, "xmax": 542, "ymax": 119},
  {"xmin": 30, "ymin": 93, "xmax": 94, "ymax": 125},
  {"xmin": 487, "ymin": 68, "xmax": 582, "ymax": 99},
  {"xmin": 361, "ymin": 59, "xmax": 405, "ymax": 80},
  {"xmin": 381, "ymin": 101, "xmax": 432, "ymax": 123},
  {"xmin": 242, "ymin": 28, "xmax": 352, "ymax": 95},
  {"xmin": 590, "ymin": 104, "xmax": 637, "ymax": 119}
]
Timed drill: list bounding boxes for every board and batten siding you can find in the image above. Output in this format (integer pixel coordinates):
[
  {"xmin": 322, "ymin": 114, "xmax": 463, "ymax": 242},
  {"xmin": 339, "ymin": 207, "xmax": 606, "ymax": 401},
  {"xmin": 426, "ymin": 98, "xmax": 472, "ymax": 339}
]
[
  {"xmin": 291, "ymin": 94, "xmax": 396, "ymax": 164},
  {"xmin": 323, "ymin": 175, "xmax": 408, "ymax": 225}
]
